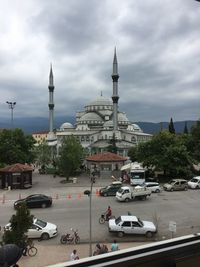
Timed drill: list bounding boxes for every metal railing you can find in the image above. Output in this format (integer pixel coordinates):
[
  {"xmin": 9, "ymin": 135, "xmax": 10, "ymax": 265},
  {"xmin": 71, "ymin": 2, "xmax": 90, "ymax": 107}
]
[{"xmin": 47, "ymin": 233, "xmax": 200, "ymax": 267}]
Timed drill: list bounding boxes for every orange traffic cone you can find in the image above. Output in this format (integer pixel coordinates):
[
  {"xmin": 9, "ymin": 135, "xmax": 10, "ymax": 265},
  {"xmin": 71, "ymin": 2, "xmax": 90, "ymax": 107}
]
[{"xmin": 96, "ymin": 189, "xmax": 100, "ymax": 197}]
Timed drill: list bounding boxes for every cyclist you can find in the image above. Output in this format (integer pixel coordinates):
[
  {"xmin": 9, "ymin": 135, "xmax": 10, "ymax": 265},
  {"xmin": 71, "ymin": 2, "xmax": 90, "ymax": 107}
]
[{"xmin": 105, "ymin": 206, "xmax": 112, "ymax": 221}]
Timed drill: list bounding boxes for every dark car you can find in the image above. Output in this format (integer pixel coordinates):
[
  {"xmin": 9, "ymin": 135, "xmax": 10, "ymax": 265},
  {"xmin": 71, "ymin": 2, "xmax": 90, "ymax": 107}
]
[
  {"xmin": 99, "ymin": 181, "xmax": 122, "ymax": 197},
  {"xmin": 14, "ymin": 194, "xmax": 52, "ymax": 209}
]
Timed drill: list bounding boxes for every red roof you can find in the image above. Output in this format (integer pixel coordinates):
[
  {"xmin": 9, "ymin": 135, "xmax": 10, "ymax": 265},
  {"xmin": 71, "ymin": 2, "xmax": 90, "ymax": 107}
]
[
  {"xmin": 0, "ymin": 163, "xmax": 33, "ymax": 173},
  {"xmin": 86, "ymin": 152, "xmax": 127, "ymax": 162}
]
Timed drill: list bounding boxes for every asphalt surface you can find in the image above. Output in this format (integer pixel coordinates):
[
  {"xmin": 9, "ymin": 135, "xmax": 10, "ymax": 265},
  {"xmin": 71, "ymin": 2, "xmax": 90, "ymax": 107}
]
[{"xmin": 1, "ymin": 170, "xmax": 200, "ymax": 266}]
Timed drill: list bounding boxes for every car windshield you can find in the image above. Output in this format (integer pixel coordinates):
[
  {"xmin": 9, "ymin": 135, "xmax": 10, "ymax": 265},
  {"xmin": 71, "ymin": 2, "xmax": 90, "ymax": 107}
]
[
  {"xmin": 191, "ymin": 178, "xmax": 198, "ymax": 183},
  {"xmin": 168, "ymin": 180, "xmax": 176, "ymax": 184},
  {"xmin": 115, "ymin": 216, "xmax": 122, "ymax": 225},
  {"xmin": 137, "ymin": 217, "xmax": 144, "ymax": 226},
  {"xmin": 35, "ymin": 219, "xmax": 47, "ymax": 228},
  {"xmin": 117, "ymin": 188, "xmax": 123, "ymax": 193}
]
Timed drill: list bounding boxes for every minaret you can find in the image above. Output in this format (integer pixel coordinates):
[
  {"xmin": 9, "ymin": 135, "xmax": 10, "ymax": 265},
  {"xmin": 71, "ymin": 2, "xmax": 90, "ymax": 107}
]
[
  {"xmin": 47, "ymin": 64, "xmax": 56, "ymax": 141},
  {"xmin": 112, "ymin": 48, "xmax": 119, "ymax": 131}
]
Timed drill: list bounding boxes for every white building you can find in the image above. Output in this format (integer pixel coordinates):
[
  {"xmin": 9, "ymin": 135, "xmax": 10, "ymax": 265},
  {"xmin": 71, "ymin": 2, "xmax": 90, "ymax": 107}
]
[{"xmin": 52, "ymin": 49, "xmax": 152, "ymax": 157}]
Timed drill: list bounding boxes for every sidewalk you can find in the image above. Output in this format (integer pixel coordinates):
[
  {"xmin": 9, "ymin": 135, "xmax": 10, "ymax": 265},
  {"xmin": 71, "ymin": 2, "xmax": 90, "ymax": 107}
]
[{"xmin": 17, "ymin": 242, "xmax": 149, "ymax": 267}]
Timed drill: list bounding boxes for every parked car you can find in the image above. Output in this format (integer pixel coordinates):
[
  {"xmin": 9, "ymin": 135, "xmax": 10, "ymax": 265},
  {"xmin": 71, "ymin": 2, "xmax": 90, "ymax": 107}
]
[
  {"xmin": 163, "ymin": 179, "xmax": 188, "ymax": 191},
  {"xmin": 5, "ymin": 218, "xmax": 58, "ymax": 240},
  {"xmin": 99, "ymin": 181, "xmax": 122, "ymax": 196},
  {"xmin": 14, "ymin": 194, "xmax": 52, "ymax": 209},
  {"xmin": 143, "ymin": 182, "xmax": 162, "ymax": 193},
  {"xmin": 108, "ymin": 215, "xmax": 157, "ymax": 238},
  {"xmin": 188, "ymin": 176, "xmax": 200, "ymax": 189}
]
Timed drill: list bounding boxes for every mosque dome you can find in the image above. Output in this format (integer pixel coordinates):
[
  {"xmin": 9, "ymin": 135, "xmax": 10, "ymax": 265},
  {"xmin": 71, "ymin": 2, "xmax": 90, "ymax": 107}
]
[
  {"xmin": 87, "ymin": 95, "xmax": 112, "ymax": 106},
  {"xmin": 79, "ymin": 112, "xmax": 103, "ymax": 122},
  {"xmin": 60, "ymin": 122, "xmax": 74, "ymax": 130}
]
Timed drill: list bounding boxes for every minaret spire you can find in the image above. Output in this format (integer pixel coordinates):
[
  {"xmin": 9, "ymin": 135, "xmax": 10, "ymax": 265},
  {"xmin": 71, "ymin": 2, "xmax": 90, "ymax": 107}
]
[
  {"xmin": 49, "ymin": 63, "xmax": 54, "ymax": 86},
  {"xmin": 112, "ymin": 47, "xmax": 119, "ymax": 131},
  {"xmin": 48, "ymin": 63, "xmax": 55, "ymax": 138}
]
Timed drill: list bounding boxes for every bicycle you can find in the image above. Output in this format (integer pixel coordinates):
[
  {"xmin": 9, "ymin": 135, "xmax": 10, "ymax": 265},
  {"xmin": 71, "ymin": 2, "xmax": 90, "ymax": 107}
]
[{"xmin": 23, "ymin": 242, "xmax": 38, "ymax": 257}]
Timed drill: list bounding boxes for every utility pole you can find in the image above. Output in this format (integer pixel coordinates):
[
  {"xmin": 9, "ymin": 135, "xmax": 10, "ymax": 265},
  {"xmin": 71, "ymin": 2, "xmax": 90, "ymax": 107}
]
[{"xmin": 6, "ymin": 101, "xmax": 16, "ymax": 128}]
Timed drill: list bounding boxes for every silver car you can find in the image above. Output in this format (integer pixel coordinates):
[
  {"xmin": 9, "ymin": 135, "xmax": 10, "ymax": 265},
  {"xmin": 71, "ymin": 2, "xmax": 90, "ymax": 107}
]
[{"xmin": 144, "ymin": 182, "xmax": 162, "ymax": 193}]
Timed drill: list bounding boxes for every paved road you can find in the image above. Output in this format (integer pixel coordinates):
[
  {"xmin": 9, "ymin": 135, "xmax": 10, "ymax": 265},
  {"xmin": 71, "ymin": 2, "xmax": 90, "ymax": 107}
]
[{"xmin": 1, "ymin": 171, "xmax": 200, "ymax": 245}]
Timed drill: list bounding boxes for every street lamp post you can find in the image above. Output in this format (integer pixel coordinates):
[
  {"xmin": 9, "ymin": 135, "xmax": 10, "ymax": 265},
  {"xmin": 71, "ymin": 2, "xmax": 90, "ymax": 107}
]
[
  {"xmin": 6, "ymin": 101, "xmax": 16, "ymax": 128},
  {"xmin": 84, "ymin": 173, "xmax": 96, "ymax": 257}
]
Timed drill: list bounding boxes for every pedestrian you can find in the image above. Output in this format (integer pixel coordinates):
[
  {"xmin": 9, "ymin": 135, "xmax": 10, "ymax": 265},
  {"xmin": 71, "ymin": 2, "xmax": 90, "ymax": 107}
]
[
  {"xmin": 70, "ymin": 249, "xmax": 79, "ymax": 261},
  {"xmin": 111, "ymin": 240, "xmax": 119, "ymax": 251},
  {"xmin": 101, "ymin": 244, "xmax": 108, "ymax": 254},
  {"xmin": 93, "ymin": 243, "xmax": 101, "ymax": 255}
]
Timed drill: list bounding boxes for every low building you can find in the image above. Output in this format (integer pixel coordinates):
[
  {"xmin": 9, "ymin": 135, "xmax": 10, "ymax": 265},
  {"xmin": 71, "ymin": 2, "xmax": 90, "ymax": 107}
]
[{"xmin": 32, "ymin": 131, "xmax": 49, "ymax": 145}]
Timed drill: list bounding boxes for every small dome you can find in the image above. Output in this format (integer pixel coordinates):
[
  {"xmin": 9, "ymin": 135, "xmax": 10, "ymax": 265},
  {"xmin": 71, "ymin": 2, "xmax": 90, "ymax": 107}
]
[
  {"xmin": 80, "ymin": 112, "xmax": 103, "ymax": 121},
  {"xmin": 87, "ymin": 96, "xmax": 112, "ymax": 106},
  {"xmin": 118, "ymin": 112, "xmax": 129, "ymax": 122},
  {"xmin": 127, "ymin": 123, "xmax": 142, "ymax": 132},
  {"xmin": 60, "ymin": 122, "xmax": 74, "ymax": 130},
  {"xmin": 132, "ymin": 123, "xmax": 142, "ymax": 131}
]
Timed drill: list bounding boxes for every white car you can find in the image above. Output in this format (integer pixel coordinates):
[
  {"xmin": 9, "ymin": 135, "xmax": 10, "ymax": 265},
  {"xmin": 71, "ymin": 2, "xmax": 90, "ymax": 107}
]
[
  {"xmin": 5, "ymin": 218, "xmax": 58, "ymax": 240},
  {"xmin": 144, "ymin": 182, "xmax": 162, "ymax": 193},
  {"xmin": 108, "ymin": 215, "xmax": 157, "ymax": 238},
  {"xmin": 188, "ymin": 177, "xmax": 200, "ymax": 189}
]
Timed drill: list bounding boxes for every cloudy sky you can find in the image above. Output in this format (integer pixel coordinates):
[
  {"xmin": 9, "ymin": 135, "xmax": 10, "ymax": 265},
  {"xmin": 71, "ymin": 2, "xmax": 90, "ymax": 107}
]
[{"xmin": 0, "ymin": 0, "xmax": 200, "ymax": 123}]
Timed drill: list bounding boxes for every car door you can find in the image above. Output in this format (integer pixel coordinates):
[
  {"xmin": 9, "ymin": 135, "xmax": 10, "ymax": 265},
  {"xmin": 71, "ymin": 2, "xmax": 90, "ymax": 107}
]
[
  {"xmin": 27, "ymin": 196, "xmax": 39, "ymax": 208},
  {"xmin": 173, "ymin": 181, "xmax": 179, "ymax": 190},
  {"xmin": 131, "ymin": 221, "xmax": 145, "ymax": 235},
  {"xmin": 27, "ymin": 224, "xmax": 42, "ymax": 238},
  {"xmin": 108, "ymin": 187, "xmax": 116, "ymax": 196},
  {"xmin": 121, "ymin": 221, "xmax": 132, "ymax": 234}
]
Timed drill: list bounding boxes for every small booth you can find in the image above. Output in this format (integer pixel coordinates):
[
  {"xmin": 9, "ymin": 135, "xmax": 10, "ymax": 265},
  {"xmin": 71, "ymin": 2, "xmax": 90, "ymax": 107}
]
[
  {"xmin": 86, "ymin": 152, "xmax": 127, "ymax": 178},
  {"xmin": 0, "ymin": 163, "xmax": 33, "ymax": 190}
]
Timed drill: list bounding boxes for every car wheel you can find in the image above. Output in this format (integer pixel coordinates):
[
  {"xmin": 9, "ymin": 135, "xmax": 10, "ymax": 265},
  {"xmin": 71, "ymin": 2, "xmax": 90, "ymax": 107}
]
[
  {"xmin": 170, "ymin": 188, "xmax": 174, "ymax": 192},
  {"xmin": 196, "ymin": 185, "xmax": 200, "ymax": 189},
  {"xmin": 155, "ymin": 189, "xmax": 160, "ymax": 193},
  {"xmin": 125, "ymin": 198, "xmax": 129, "ymax": 202},
  {"xmin": 41, "ymin": 233, "xmax": 50, "ymax": 240},
  {"xmin": 41, "ymin": 203, "xmax": 47, "ymax": 208},
  {"xmin": 118, "ymin": 231, "xmax": 124, "ymax": 238},
  {"xmin": 146, "ymin": 231, "xmax": 153, "ymax": 238},
  {"xmin": 184, "ymin": 187, "xmax": 188, "ymax": 191},
  {"xmin": 103, "ymin": 193, "xmax": 108, "ymax": 197}
]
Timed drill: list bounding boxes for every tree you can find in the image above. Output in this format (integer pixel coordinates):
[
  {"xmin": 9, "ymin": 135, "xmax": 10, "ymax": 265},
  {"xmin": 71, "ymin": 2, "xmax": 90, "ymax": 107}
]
[
  {"xmin": 136, "ymin": 130, "xmax": 192, "ymax": 178},
  {"xmin": 58, "ymin": 136, "xmax": 84, "ymax": 180},
  {"xmin": 168, "ymin": 117, "xmax": 175, "ymax": 134},
  {"xmin": 0, "ymin": 129, "xmax": 35, "ymax": 165},
  {"xmin": 34, "ymin": 141, "xmax": 52, "ymax": 167},
  {"xmin": 187, "ymin": 120, "xmax": 200, "ymax": 162},
  {"xmin": 107, "ymin": 133, "xmax": 117, "ymax": 154},
  {"xmin": 183, "ymin": 121, "xmax": 189, "ymax": 134},
  {"xmin": 2, "ymin": 203, "xmax": 33, "ymax": 247},
  {"xmin": 128, "ymin": 146, "xmax": 138, "ymax": 162}
]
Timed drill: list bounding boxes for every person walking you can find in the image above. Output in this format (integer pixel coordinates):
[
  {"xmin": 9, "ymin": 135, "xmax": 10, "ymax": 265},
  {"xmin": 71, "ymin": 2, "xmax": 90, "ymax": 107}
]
[
  {"xmin": 70, "ymin": 249, "xmax": 79, "ymax": 261},
  {"xmin": 111, "ymin": 240, "xmax": 119, "ymax": 252}
]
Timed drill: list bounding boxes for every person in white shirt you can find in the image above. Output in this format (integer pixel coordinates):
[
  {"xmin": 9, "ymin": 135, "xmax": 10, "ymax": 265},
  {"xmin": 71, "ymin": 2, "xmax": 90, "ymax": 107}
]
[{"xmin": 70, "ymin": 249, "xmax": 79, "ymax": 261}]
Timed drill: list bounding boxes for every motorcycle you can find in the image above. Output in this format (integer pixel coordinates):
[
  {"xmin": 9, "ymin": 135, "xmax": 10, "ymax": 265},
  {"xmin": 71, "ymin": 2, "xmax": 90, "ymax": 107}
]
[
  {"xmin": 60, "ymin": 229, "xmax": 80, "ymax": 244},
  {"xmin": 99, "ymin": 213, "xmax": 115, "ymax": 224}
]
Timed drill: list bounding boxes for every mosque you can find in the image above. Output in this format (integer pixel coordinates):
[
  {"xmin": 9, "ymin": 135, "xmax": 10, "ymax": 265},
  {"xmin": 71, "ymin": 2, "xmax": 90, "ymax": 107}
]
[{"xmin": 47, "ymin": 49, "xmax": 152, "ymax": 157}]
